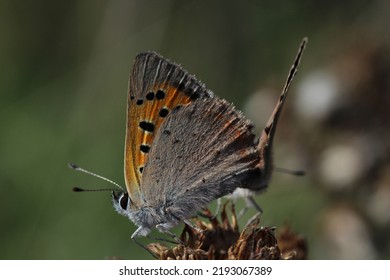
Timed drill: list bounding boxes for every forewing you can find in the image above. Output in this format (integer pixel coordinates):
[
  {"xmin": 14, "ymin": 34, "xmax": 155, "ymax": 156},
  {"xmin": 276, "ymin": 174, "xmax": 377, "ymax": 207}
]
[{"xmin": 124, "ymin": 52, "xmax": 213, "ymax": 207}]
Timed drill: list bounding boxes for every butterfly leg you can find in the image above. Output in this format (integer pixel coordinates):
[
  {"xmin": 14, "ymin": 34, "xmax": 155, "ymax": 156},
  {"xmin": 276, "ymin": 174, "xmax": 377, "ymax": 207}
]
[
  {"xmin": 131, "ymin": 237, "xmax": 158, "ymax": 259},
  {"xmin": 237, "ymin": 196, "xmax": 263, "ymax": 220},
  {"xmin": 130, "ymin": 226, "xmax": 158, "ymax": 259},
  {"xmin": 183, "ymin": 219, "xmax": 205, "ymax": 234},
  {"xmin": 247, "ymin": 196, "xmax": 263, "ymax": 214},
  {"xmin": 156, "ymin": 223, "xmax": 184, "ymax": 245},
  {"xmin": 237, "ymin": 205, "xmax": 250, "ymax": 220},
  {"xmin": 147, "ymin": 235, "xmax": 179, "ymax": 245}
]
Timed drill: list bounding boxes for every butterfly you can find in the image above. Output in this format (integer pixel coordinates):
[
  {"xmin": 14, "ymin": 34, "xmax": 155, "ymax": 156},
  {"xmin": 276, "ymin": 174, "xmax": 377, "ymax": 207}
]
[{"xmin": 71, "ymin": 38, "xmax": 307, "ymax": 243}]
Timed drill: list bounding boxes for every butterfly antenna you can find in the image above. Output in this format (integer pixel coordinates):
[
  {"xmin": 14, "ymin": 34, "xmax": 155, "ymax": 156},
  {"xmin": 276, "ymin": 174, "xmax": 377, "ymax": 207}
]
[
  {"xmin": 274, "ymin": 166, "xmax": 306, "ymax": 176},
  {"xmin": 72, "ymin": 187, "xmax": 118, "ymax": 192},
  {"xmin": 257, "ymin": 37, "xmax": 308, "ymax": 181},
  {"xmin": 68, "ymin": 162, "xmax": 125, "ymax": 191}
]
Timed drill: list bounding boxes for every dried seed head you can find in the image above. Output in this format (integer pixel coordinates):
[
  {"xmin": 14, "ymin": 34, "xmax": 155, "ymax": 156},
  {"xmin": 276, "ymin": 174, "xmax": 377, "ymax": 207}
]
[
  {"xmin": 277, "ymin": 225, "xmax": 308, "ymax": 260},
  {"xmin": 146, "ymin": 202, "xmax": 307, "ymax": 260}
]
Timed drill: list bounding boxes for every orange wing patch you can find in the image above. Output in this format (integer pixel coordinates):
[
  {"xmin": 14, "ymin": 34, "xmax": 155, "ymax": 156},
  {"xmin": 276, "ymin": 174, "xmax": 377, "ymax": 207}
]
[{"xmin": 124, "ymin": 84, "xmax": 194, "ymax": 208}]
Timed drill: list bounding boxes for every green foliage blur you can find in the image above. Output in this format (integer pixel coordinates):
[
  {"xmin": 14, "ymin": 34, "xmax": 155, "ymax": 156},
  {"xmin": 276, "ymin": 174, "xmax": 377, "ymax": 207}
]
[{"xmin": 1, "ymin": 0, "xmax": 389, "ymax": 259}]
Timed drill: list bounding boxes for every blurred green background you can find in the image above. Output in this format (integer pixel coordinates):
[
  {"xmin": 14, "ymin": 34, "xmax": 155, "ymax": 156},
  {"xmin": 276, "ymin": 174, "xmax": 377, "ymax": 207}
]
[{"xmin": 1, "ymin": 0, "xmax": 389, "ymax": 259}]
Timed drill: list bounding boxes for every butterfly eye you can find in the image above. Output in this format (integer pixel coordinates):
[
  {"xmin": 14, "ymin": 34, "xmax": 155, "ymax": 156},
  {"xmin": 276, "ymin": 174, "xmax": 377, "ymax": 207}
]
[{"xmin": 120, "ymin": 193, "xmax": 129, "ymax": 210}]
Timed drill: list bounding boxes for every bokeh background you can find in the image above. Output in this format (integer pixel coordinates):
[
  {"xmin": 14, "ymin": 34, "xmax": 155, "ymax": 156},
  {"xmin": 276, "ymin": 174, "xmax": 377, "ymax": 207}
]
[{"xmin": 1, "ymin": 0, "xmax": 389, "ymax": 259}]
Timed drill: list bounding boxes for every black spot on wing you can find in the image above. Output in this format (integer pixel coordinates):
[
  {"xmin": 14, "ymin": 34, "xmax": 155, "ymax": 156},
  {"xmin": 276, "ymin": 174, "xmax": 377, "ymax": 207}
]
[
  {"xmin": 156, "ymin": 90, "xmax": 165, "ymax": 100},
  {"xmin": 140, "ymin": 144, "xmax": 151, "ymax": 153},
  {"xmin": 159, "ymin": 108, "xmax": 169, "ymax": 118},
  {"xmin": 139, "ymin": 121, "xmax": 155, "ymax": 132},
  {"xmin": 146, "ymin": 92, "xmax": 155, "ymax": 100}
]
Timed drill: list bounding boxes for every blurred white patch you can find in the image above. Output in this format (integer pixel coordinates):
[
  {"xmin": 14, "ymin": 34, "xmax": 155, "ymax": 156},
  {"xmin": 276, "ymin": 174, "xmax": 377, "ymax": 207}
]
[
  {"xmin": 323, "ymin": 205, "xmax": 377, "ymax": 259},
  {"xmin": 367, "ymin": 166, "xmax": 390, "ymax": 225},
  {"xmin": 295, "ymin": 70, "xmax": 341, "ymax": 122},
  {"xmin": 319, "ymin": 144, "xmax": 365, "ymax": 190}
]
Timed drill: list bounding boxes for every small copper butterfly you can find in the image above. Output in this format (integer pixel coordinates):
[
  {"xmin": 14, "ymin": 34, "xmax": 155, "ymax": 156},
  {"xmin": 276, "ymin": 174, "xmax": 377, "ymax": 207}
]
[{"xmin": 71, "ymin": 38, "xmax": 307, "ymax": 244}]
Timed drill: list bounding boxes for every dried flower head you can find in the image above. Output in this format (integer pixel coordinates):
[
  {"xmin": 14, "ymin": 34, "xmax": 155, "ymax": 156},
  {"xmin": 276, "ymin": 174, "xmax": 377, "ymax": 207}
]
[
  {"xmin": 277, "ymin": 225, "xmax": 308, "ymax": 259},
  {"xmin": 146, "ymin": 202, "xmax": 307, "ymax": 260}
]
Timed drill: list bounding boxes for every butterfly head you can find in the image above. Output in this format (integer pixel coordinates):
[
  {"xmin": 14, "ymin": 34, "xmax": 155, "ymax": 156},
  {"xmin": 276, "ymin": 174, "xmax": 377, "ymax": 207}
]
[{"xmin": 112, "ymin": 190, "xmax": 132, "ymax": 216}]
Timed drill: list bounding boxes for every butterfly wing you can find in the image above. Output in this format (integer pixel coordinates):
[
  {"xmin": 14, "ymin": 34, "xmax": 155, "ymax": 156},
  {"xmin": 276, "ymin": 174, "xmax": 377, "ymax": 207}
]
[
  {"xmin": 140, "ymin": 98, "xmax": 262, "ymax": 219},
  {"xmin": 125, "ymin": 52, "xmax": 213, "ymax": 208},
  {"xmin": 255, "ymin": 38, "xmax": 308, "ymax": 190}
]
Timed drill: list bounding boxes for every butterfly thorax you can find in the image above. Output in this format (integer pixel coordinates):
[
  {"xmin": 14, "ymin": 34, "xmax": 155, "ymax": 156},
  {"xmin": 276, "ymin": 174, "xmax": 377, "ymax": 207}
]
[{"xmin": 132, "ymin": 206, "xmax": 178, "ymax": 229}]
